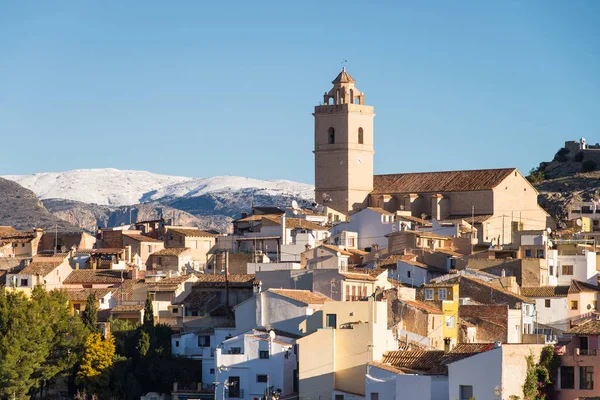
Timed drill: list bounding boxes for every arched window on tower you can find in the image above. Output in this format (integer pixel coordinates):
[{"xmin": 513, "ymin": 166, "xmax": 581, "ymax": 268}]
[
  {"xmin": 358, "ymin": 127, "xmax": 364, "ymax": 144},
  {"xmin": 328, "ymin": 127, "xmax": 335, "ymax": 144}
]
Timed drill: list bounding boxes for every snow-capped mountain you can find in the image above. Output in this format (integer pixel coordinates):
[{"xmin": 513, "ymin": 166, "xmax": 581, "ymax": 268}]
[
  {"xmin": 3, "ymin": 168, "xmax": 192, "ymax": 206},
  {"xmin": 3, "ymin": 168, "xmax": 314, "ymax": 207}
]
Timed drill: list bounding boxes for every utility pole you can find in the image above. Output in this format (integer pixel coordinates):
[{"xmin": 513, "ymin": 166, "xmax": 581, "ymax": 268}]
[
  {"xmin": 502, "ymin": 215, "xmax": 505, "ymax": 246},
  {"xmin": 54, "ymin": 224, "xmax": 58, "ymax": 255},
  {"xmin": 471, "ymin": 205, "xmax": 474, "ymax": 254},
  {"xmin": 225, "ymin": 251, "xmax": 230, "ymax": 310}
]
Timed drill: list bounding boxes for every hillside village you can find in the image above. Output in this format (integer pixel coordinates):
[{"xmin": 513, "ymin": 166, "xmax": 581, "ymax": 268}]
[{"xmin": 2, "ymin": 69, "xmax": 600, "ymax": 400}]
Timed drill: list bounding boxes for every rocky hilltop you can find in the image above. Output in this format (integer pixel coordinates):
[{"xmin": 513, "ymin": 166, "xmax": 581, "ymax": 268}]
[{"xmin": 530, "ymin": 139, "xmax": 600, "ymax": 227}]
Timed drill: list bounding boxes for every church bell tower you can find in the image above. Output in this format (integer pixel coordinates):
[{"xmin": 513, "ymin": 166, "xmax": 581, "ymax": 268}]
[{"xmin": 313, "ymin": 68, "xmax": 375, "ymax": 214}]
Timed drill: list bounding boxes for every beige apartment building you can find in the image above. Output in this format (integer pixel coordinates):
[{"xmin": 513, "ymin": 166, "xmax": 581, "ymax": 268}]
[
  {"xmin": 164, "ymin": 227, "xmax": 216, "ymax": 271},
  {"xmin": 313, "ymin": 69, "xmax": 551, "ymax": 245},
  {"xmin": 297, "ymin": 299, "xmax": 396, "ymax": 400}
]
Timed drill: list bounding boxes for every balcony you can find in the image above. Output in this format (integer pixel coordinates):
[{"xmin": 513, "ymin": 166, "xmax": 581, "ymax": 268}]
[{"xmin": 562, "ymin": 348, "xmax": 600, "ymax": 356}]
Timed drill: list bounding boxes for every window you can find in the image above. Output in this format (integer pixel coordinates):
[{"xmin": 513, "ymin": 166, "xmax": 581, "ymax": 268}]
[
  {"xmin": 198, "ymin": 335, "xmax": 210, "ymax": 347},
  {"xmin": 594, "ymin": 301, "xmax": 598, "ymax": 310},
  {"xmin": 580, "ymin": 366, "xmax": 594, "ymax": 390},
  {"xmin": 175, "ymin": 341, "xmax": 180, "ymax": 348},
  {"xmin": 328, "ymin": 127, "xmax": 335, "ymax": 144},
  {"xmin": 204, "ymin": 240, "xmax": 211, "ymax": 249},
  {"xmin": 407, "ymin": 270, "xmax": 411, "ymax": 279},
  {"xmin": 424, "ymin": 289, "xmax": 434, "ymax": 300},
  {"xmin": 100, "ymin": 298, "xmax": 105, "ymax": 304},
  {"xmin": 257, "ymin": 375, "xmax": 268, "ymax": 383},
  {"xmin": 335, "ymin": 395, "xmax": 344, "ymax": 400},
  {"xmin": 571, "ymin": 300, "xmax": 579, "ymax": 310},
  {"xmin": 562, "ymin": 265, "xmax": 574, "ymax": 275},
  {"xmin": 259, "ymin": 350, "xmax": 269, "ymax": 359},
  {"xmin": 537, "ymin": 249, "xmax": 545, "ymax": 258},
  {"xmin": 525, "ymin": 249, "xmax": 532, "ymax": 257},
  {"xmin": 326, "ymin": 313, "xmax": 337, "ymax": 328},
  {"xmin": 459, "ymin": 385, "xmax": 473, "ymax": 400},
  {"xmin": 20, "ymin": 278, "xmax": 28, "ymax": 287},
  {"xmin": 210, "ymin": 368, "xmax": 215, "ymax": 374},
  {"xmin": 370, "ymin": 393, "xmax": 378, "ymax": 400},
  {"xmin": 437, "ymin": 288, "xmax": 447, "ymax": 300},
  {"xmin": 545, "ymin": 299, "xmax": 551, "ymax": 308},
  {"xmin": 358, "ymin": 128, "xmax": 364, "ymax": 144},
  {"xmin": 230, "ymin": 347, "xmax": 242, "ymax": 354},
  {"xmin": 445, "ymin": 316, "xmax": 456, "ymax": 328},
  {"xmin": 172, "ymin": 308, "xmax": 178, "ymax": 314}
]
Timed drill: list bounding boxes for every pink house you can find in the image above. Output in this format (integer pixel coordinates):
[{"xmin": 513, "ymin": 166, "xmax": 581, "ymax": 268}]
[{"xmin": 555, "ymin": 319, "xmax": 600, "ymax": 398}]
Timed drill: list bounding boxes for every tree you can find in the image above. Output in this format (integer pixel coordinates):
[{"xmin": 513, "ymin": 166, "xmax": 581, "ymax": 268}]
[
  {"xmin": 77, "ymin": 333, "xmax": 116, "ymax": 395},
  {"xmin": 135, "ymin": 330, "xmax": 150, "ymax": 358},
  {"xmin": 82, "ymin": 293, "xmax": 99, "ymax": 334},
  {"xmin": 143, "ymin": 292, "xmax": 154, "ymax": 328},
  {"xmin": 527, "ymin": 168, "xmax": 546, "ymax": 184}
]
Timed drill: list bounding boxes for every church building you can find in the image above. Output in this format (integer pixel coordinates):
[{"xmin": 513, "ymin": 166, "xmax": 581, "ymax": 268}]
[{"xmin": 313, "ymin": 68, "xmax": 551, "ymax": 245}]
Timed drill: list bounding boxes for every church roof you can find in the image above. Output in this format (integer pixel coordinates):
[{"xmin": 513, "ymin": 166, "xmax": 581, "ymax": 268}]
[
  {"xmin": 372, "ymin": 168, "xmax": 516, "ymax": 194},
  {"xmin": 332, "ymin": 68, "xmax": 356, "ymax": 84}
]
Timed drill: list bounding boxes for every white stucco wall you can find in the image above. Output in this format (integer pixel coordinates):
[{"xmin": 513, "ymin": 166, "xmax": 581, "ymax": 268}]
[
  {"xmin": 448, "ymin": 347, "xmax": 502, "ymax": 400},
  {"xmin": 550, "ymin": 250, "xmax": 598, "ymax": 285},
  {"xmin": 395, "ymin": 375, "xmax": 447, "ymax": 400},
  {"xmin": 331, "ymin": 208, "xmax": 394, "ymax": 251},
  {"xmin": 366, "ymin": 366, "xmax": 396, "ymax": 400},
  {"xmin": 531, "ymin": 297, "xmax": 569, "ymax": 331},
  {"xmin": 393, "ymin": 261, "xmax": 428, "ymax": 287}
]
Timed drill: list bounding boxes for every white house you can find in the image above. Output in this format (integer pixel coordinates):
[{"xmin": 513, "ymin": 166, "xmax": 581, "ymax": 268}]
[
  {"xmin": 548, "ymin": 245, "xmax": 597, "ymax": 286},
  {"xmin": 447, "ymin": 344, "xmax": 545, "ymax": 400},
  {"xmin": 520, "ymin": 286, "xmax": 570, "ymax": 332},
  {"xmin": 391, "ymin": 258, "xmax": 447, "ymax": 287},
  {"xmin": 215, "ymin": 329, "xmax": 298, "ymax": 400},
  {"xmin": 233, "ymin": 289, "xmax": 329, "ymax": 336},
  {"xmin": 331, "ymin": 207, "xmax": 408, "ymax": 251}
]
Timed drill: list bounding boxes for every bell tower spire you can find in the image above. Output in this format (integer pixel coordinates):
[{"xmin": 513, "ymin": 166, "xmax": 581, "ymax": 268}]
[{"xmin": 313, "ymin": 68, "xmax": 375, "ymax": 214}]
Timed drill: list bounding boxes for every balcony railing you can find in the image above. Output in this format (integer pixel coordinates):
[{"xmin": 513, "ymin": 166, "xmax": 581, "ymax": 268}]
[{"xmin": 563, "ymin": 348, "xmax": 600, "ymax": 356}]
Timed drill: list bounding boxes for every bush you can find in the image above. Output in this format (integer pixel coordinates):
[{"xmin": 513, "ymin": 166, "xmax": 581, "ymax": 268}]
[
  {"xmin": 574, "ymin": 151, "xmax": 584, "ymax": 162},
  {"xmin": 582, "ymin": 160, "xmax": 597, "ymax": 173},
  {"xmin": 527, "ymin": 168, "xmax": 546, "ymax": 184},
  {"xmin": 554, "ymin": 147, "xmax": 570, "ymax": 162}
]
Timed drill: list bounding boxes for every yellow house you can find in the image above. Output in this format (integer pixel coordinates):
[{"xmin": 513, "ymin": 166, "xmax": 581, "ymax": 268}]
[{"xmin": 422, "ymin": 282, "xmax": 459, "ymax": 351}]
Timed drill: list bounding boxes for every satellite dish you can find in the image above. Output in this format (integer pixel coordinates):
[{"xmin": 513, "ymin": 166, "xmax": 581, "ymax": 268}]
[
  {"xmin": 269, "ymin": 330, "xmax": 276, "ymax": 340},
  {"xmin": 494, "ymin": 385, "xmax": 501, "ymax": 396},
  {"xmin": 336, "ymin": 251, "xmax": 341, "ymax": 257},
  {"xmin": 576, "ymin": 219, "xmax": 583, "ymax": 227},
  {"xmin": 546, "ymin": 227, "xmax": 552, "ymax": 234},
  {"xmin": 587, "ymin": 304, "xmax": 592, "ymax": 310},
  {"xmin": 392, "ymin": 224, "xmax": 397, "ymax": 232},
  {"xmin": 357, "ymin": 157, "xmax": 362, "ymax": 164},
  {"xmin": 292, "ymin": 200, "xmax": 299, "ymax": 210}
]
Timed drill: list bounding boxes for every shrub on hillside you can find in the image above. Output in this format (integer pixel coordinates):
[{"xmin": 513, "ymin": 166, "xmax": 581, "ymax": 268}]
[{"xmin": 527, "ymin": 167, "xmax": 546, "ymax": 183}]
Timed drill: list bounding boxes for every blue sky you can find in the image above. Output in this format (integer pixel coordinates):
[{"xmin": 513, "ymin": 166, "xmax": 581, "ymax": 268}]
[{"xmin": 1, "ymin": 1, "xmax": 599, "ymax": 183}]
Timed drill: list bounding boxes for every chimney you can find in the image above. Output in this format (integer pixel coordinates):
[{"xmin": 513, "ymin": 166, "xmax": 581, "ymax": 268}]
[
  {"xmin": 125, "ymin": 245, "xmax": 132, "ymax": 264},
  {"xmin": 253, "ymin": 280, "xmax": 262, "ymax": 295},
  {"xmin": 241, "ymin": 212, "xmax": 248, "ymax": 219},
  {"xmin": 33, "ymin": 228, "xmax": 43, "ymax": 238}
]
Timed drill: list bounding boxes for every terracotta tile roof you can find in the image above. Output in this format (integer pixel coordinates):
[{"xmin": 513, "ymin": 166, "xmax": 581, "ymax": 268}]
[
  {"xmin": 368, "ymin": 361, "xmax": 406, "ymax": 374},
  {"xmin": 569, "ymin": 280, "xmax": 600, "ymax": 294},
  {"xmin": 396, "ymin": 215, "xmax": 427, "ymax": 225},
  {"xmin": 253, "ymin": 207, "xmax": 286, "ymax": 215},
  {"xmin": 0, "ymin": 270, "xmax": 7, "ymax": 287},
  {"xmin": 521, "ymin": 286, "xmax": 570, "ymax": 298},
  {"xmin": 64, "ymin": 269, "xmax": 126, "ymax": 284},
  {"xmin": 285, "ymin": 218, "xmax": 328, "ymax": 231},
  {"xmin": 123, "ymin": 233, "xmax": 164, "ymax": 243},
  {"xmin": 347, "ymin": 248, "xmax": 369, "ymax": 256},
  {"xmin": 378, "ymin": 254, "xmax": 417, "ymax": 267},
  {"xmin": 144, "ymin": 275, "xmax": 195, "ymax": 287},
  {"xmin": 381, "ymin": 350, "xmax": 446, "ymax": 373},
  {"xmin": 372, "ymin": 168, "xmax": 516, "ymax": 194},
  {"xmin": 151, "ymin": 247, "xmax": 190, "ymax": 257},
  {"xmin": 20, "ymin": 261, "xmax": 64, "ymax": 276},
  {"xmin": 347, "ymin": 267, "xmax": 387, "ymax": 278},
  {"xmin": 401, "ymin": 299, "xmax": 442, "ymax": 314},
  {"xmin": 321, "ymin": 244, "xmax": 352, "ymax": 256},
  {"xmin": 340, "ymin": 272, "xmax": 377, "ymax": 282},
  {"xmin": 235, "ymin": 214, "xmax": 281, "ymax": 223},
  {"xmin": 169, "ymin": 228, "xmax": 217, "ymax": 238},
  {"xmin": 91, "ymin": 248, "xmax": 124, "ymax": 255},
  {"xmin": 566, "ymin": 319, "xmax": 600, "ymax": 335},
  {"xmin": 446, "ymin": 214, "xmax": 493, "ymax": 224},
  {"xmin": 269, "ymin": 289, "xmax": 330, "ymax": 305},
  {"xmin": 193, "ymin": 273, "xmax": 255, "ymax": 288},
  {"xmin": 174, "ymin": 290, "xmax": 218, "ymax": 309},
  {"xmin": 65, "ymin": 288, "xmax": 113, "ymax": 301},
  {"xmin": 111, "ymin": 304, "xmax": 144, "ymax": 312},
  {"xmin": 0, "ymin": 226, "xmax": 27, "ymax": 238},
  {"xmin": 332, "ymin": 68, "xmax": 356, "ymax": 84}
]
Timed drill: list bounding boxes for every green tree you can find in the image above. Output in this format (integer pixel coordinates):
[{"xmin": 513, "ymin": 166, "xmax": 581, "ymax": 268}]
[
  {"xmin": 82, "ymin": 293, "xmax": 99, "ymax": 334},
  {"xmin": 522, "ymin": 354, "xmax": 538, "ymax": 400},
  {"xmin": 136, "ymin": 330, "xmax": 150, "ymax": 357},
  {"xmin": 143, "ymin": 292, "xmax": 154, "ymax": 328}
]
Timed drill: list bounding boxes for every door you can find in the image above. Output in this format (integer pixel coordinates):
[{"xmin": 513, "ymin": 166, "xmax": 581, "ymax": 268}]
[
  {"xmin": 580, "ymin": 336, "xmax": 589, "ymax": 354},
  {"xmin": 228, "ymin": 376, "xmax": 240, "ymax": 398}
]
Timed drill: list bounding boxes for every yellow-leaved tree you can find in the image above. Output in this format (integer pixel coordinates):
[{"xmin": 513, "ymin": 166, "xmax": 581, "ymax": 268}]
[{"xmin": 77, "ymin": 333, "xmax": 115, "ymax": 395}]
